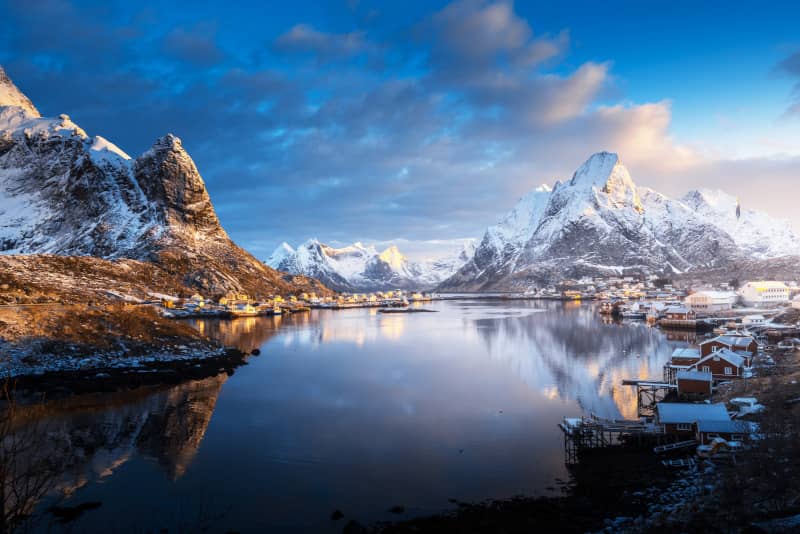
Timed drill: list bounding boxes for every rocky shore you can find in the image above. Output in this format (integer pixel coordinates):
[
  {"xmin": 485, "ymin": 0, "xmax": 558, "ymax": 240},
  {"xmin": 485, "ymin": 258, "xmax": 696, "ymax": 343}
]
[{"xmin": 0, "ymin": 303, "xmax": 252, "ymax": 395}]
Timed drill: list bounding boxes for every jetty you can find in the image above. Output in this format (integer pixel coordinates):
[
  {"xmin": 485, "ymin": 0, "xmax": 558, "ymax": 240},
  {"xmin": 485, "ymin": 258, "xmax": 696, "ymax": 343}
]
[{"xmin": 558, "ymin": 414, "xmax": 662, "ymax": 465}]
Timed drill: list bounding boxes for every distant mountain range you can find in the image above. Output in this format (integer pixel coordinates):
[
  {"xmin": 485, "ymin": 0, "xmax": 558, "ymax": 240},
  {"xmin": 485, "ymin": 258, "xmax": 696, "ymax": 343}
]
[
  {"xmin": 267, "ymin": 239, "xmax": 475, "ymax": 291},
  {"xmin": 441, "ymin": 152, "xmax": 800, "ymax": 291},
  {"xmin": 0, "ymin": 66, "xmax": 327, "ymax": 298}
]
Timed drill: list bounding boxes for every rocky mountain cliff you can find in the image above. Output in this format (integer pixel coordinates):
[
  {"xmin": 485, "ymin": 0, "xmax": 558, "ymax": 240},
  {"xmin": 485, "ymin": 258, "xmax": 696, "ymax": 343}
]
[
  {"xmin": 267, "ymin": 239, "xmax": 475, "ymax": 291},
  {"xmin": 0, "ymin": 66, "xmax": 329, "ymax": 298},
  {"xmin": 442, "ymin": 152, "xmax": 800, "ymax": 291}
]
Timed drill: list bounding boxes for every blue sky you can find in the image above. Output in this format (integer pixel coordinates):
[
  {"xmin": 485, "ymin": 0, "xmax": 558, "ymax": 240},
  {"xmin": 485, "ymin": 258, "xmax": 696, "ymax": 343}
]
[{"xmin": 2, "ymin": 0, "xmax": 799, "ymax": 260}]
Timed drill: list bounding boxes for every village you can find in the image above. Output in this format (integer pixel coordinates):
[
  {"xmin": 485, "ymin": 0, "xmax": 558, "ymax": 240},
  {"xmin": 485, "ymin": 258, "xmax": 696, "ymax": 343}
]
[
  {"xmin": 157, "ymin": 289, "xmax": 439, "ymax": 318},
  {"xmin": 555, "ymin": 278, "xmax": 800, "ymax": 530}
]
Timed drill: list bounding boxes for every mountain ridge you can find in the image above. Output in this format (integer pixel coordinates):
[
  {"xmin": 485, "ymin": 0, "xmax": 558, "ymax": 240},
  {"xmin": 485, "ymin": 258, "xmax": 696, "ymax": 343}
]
[
  {"xmin": 441, "ymin": 152, "xmax": 800, "ymax": 291},
  {"xmin": 267, "ymin": 238, "xmax": 475, "ymax": 291},
  {"xmin": 0, "ymin": 66, "xmax": 330, "ymax": 298}
]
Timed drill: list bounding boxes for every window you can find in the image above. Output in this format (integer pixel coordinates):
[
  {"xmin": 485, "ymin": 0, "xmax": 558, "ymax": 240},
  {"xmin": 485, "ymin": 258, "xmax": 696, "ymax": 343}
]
[
  {"xmin": 677, "ymin": 423, "xmax": 692, "ymax": 431},
  {"xmin": 702, "ymin": 365, "xmax": 711, "ymax": 373},
  {"xmin": 712, "ymin": 346, "xmax": 718, "ymax": 352},
  {"xmin": 724, "ymin": 367, "xmax": 733, "ymax": 375}
]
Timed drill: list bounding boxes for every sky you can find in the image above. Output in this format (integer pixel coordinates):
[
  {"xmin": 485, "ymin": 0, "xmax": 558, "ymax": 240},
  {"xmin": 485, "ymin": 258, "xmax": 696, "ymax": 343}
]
[{"xmin": 1, "ymin": 0, "xmax": 799, "ymax": 261}]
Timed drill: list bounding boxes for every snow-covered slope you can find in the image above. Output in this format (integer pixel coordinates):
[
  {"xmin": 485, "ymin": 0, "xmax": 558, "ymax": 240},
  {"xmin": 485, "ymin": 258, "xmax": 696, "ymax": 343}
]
[
  {"xmin": 442, "ymin": 151, "xmax": 800, "ymax": 290},
  {"xmin": 0, "ymin": 65, "xmax": 330, "ymax": 298},
  {"xmin": 267, "ymin": 239, "xmax": 473, "ymax": 291},
  {"xmin": 0, "ymin": 67, "xmax": 39, "ymax": 116},
  {"xmin": 682, "ymin": 189, "xmax": 800, "ymax": 259}
]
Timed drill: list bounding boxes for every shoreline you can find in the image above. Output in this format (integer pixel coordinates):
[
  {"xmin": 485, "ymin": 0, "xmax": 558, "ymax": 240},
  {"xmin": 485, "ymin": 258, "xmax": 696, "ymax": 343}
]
[
  {"xmin": 6, "ymin": 347, "xmax": 250, "ymax": 398},
  {"xmin": 365, "ymin": 443, "xmax": 684, "ymax": 534}
]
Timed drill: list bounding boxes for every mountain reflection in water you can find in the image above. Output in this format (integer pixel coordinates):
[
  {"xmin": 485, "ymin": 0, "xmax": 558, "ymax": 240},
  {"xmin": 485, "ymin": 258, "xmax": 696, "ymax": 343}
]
[
  {"xmin": 5, "ymin": 375, "xmax": 227, "ymax": 530},
  {"xmin": 17, "ymin": 300, "xmax": 688, "ymax": 532}
]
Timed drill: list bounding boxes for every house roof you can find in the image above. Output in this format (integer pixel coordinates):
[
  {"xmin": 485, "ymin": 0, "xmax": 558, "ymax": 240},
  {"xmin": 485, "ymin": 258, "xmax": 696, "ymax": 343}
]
[
  {"xmin": 701, "ymin": 335, "xmax": 755, "ymax": 349},
  {"xmin": 665, "ymin": 306, "xmax": 691, "ymax": 314},
  {"xmin": 676, "ymin": 370, "xmax": 713, "ymax": 382},
  {"xmin": 695, "ymin": 420, "xmax": 759, "ymax": 434},
  {"xmin": 656, "ymin": 402, "xmax": 730, "ymax": 424},
  {"xmin": 686, "ymin": 291, "xmax": 736, "ymax": 300},
  {"xmin": 742, "ymin": 281, "xmax": 789, "ymax": 290},
  {"xmin": 693, "ymin": 348, "xmax": 746, "ymax": 369},
  {"xmin": 672, "ymin": 347, "xmax": 701, "ymax": 359}
]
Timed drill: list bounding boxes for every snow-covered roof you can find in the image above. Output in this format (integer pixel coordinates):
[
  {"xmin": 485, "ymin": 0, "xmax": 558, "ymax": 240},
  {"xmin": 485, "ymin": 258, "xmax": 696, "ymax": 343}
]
[
  {"xmin": 694, "ymin": 348, "xmax": 745, "ymax": 368},
  {"xmin": 676, "ymin": 370, "xmax": 712, "ymax": 382},
  {"xmin": 686, "ymin": 290, "xmax": 736, "ymax": 300},
  {"xmin": 665, "ymin": 306, "xmax": 691, "ymax": 313},
  {"xmin": 695, "ymin": 420, "xmax": 758, "ymax": 433},
  {"xmin": 656, "ymin": 402, "xmax": 730, "ymax": 424},
  {"xmin": 742, "ymin": 281, "xmax": 789, "ymax": 290},
  {"xmin": 701, "ymin": 335, "xmax": 755, "ymax": 349},
  {"xmin": 672, "ymin": 347, "xmax": 701, "ymax": 359}
]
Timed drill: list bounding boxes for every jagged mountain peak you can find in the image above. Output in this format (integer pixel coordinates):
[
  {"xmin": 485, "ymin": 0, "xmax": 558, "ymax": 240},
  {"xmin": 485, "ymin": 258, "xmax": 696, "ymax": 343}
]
[
  {"xmin": 0, "ymin": 69, "xmax": 334, "ymax": 298},
  {"xmin": 441, "ymin": 150, "xmax": 800, "ymax": 291},
  {"xmin": 0, "ymin": 66, "xmax": 40, "ymax": 117},
  {"xmin": 567, "ymin": 151, "xmax": 642, "ymax": 212},
  {"xmin": 268, "ymin": 239, "xmax": 472, "ymax": 291},
  {"xmin": 133, "ymin": 132, "xmax": 223, "ymax": 237},
  {"xmin": 569, "ymin": 151, "xmax": 620, "ymax": 187},
  {"xmin": 682, "ymin": 188, "xmax": 736, "ymax": 209},
  {"xmin": 378, "ymin": 245, "xmax": 407, "ymax": 268}
]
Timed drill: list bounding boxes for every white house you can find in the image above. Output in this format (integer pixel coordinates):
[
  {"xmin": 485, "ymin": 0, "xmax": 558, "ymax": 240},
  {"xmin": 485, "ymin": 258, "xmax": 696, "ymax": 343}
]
[
  {"xmin": 742, "ymin": 314, "xmax": 766, "ymax": 327},
  {"xmin": 685, "ymin": 290, "xmax": 737, "ymax": 312},
  {"xmin": 793, "ymin": 295, "xmax": 800, "ymax": 310},
  {"xmin": 738, "ymin": 281, "xmax": 790, "ymax": 307}
]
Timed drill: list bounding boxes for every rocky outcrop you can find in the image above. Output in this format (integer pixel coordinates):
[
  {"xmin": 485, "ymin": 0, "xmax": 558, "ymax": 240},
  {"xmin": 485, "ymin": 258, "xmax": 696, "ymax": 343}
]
[{"xmin": 0, "ymin": 66, "xmax": 330, "ymax": 298}]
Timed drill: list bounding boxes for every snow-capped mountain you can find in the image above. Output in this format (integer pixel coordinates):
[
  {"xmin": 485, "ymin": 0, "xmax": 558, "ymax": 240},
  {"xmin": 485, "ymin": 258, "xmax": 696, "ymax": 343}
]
[
  {"xmin": 0, "ymin": 66, "xmax": 328, "ymax": 298},
  {"xmin": 267, "ymin": 239, "xmax": 475, "ymax": 291},
  {"xmin": 442, "ymin": 152, "xmax": 800, "ymax": 290}
]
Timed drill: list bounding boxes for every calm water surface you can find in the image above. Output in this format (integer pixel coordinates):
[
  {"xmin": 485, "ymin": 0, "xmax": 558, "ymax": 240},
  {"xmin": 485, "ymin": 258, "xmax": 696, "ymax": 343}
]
[{"xmin": 28, "ymin": 299, "xmax": 696, "ymax": 532}]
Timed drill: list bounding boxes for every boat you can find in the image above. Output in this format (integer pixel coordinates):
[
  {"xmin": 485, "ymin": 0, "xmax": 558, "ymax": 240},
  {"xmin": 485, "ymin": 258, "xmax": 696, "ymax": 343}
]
[
  {"xmin": 229, "ymin": 307, "xmax": 260, "ymax": 318},
  {"xmin": 228, "ymin": 301, "xmax": 261, "ymax": 317},
  {"xmin": 620, "ymin": 304, "xmax": 646, "ymax": 319},
  {"xmin": 272, "ymin": 306, "xmax": 282, "ymax": 316}
]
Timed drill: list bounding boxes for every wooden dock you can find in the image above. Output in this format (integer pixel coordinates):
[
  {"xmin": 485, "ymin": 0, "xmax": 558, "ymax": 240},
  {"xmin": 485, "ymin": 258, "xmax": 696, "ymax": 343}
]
[{"xmin": 558, "ymin": 414, "xmax": 662, "ymax": 465}]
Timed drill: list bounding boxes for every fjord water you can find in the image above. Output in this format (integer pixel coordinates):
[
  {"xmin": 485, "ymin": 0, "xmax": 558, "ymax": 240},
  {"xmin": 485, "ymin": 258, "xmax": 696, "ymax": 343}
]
[{"xmin": 32, "ymin": 299, "xmax": 686, "ymax": 532}]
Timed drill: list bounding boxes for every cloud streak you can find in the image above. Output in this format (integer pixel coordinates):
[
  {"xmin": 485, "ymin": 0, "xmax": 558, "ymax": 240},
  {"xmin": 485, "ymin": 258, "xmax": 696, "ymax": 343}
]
[{"xmin": 776, "ymin": 50, "xmax": 800, "ymax": 117}]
